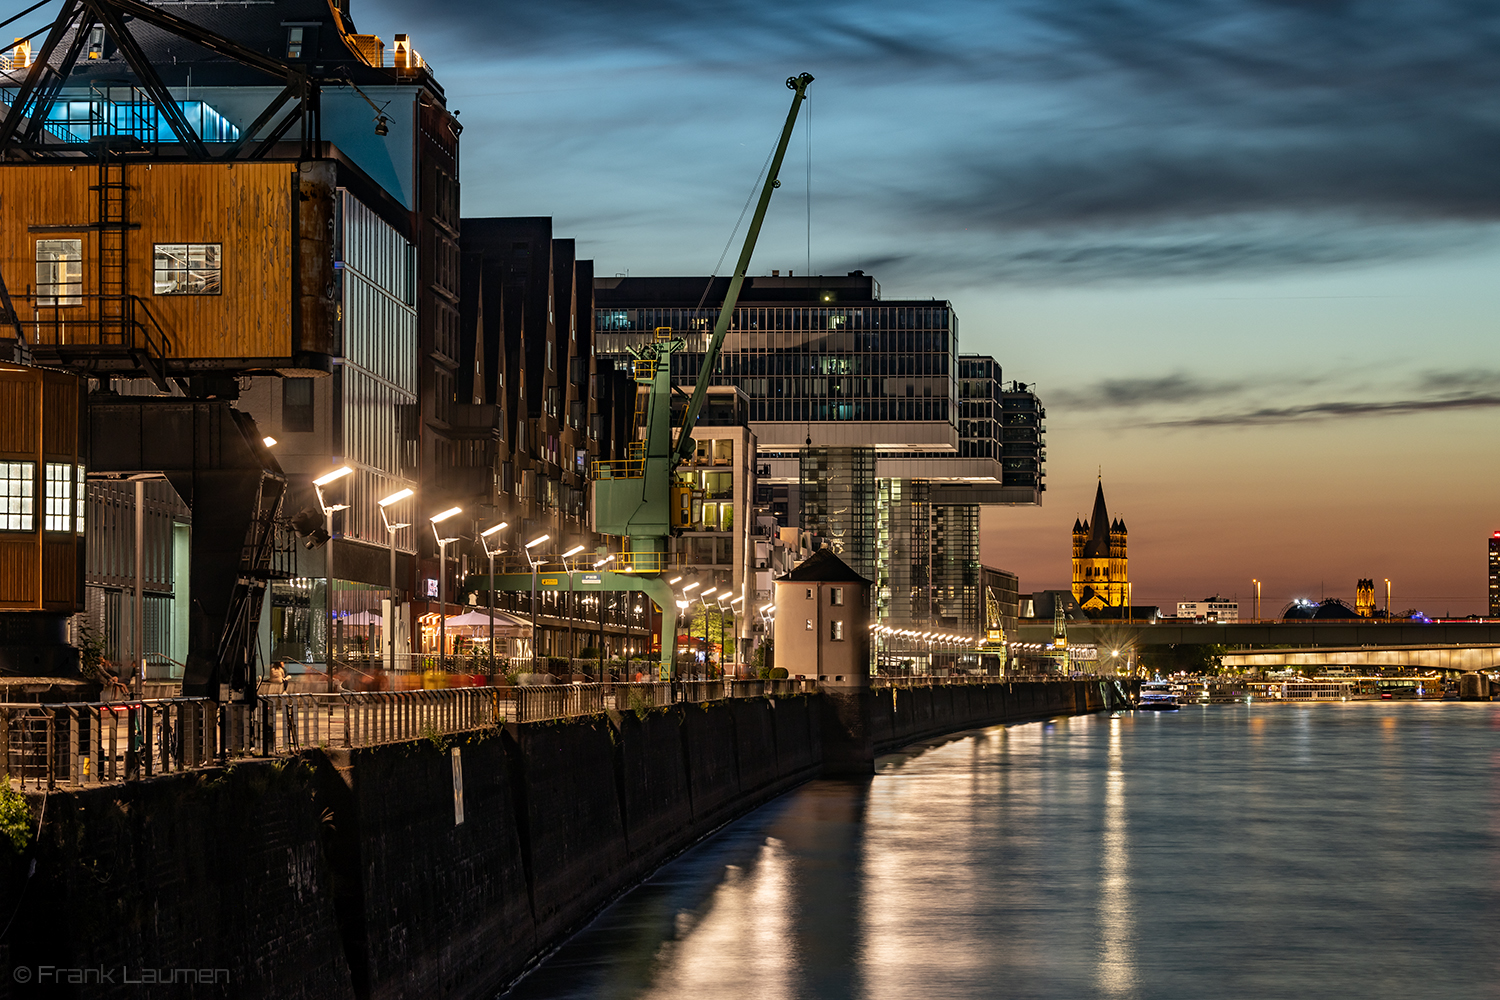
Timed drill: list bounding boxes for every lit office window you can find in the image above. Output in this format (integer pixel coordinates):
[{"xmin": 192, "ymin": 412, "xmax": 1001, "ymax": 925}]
[
  {"xmin": 830, "ymin": 620, "xmax": 845, "ymax": 641},
  {"xmin": 44, "ymin": 463, "xmax": 72, "ymax": 531},
  {"xmin": 75, "ymin": 465, "xmax": 86, "ymax": 534},
  {"xmin": 36, "ymin": 240, "xmax": 82, "ymax": 306},
  {"xmin": 0, "ymin": 462, "xmax": 35, "ymax": 530},
  {"xmin": 153, "ymin": 243, "xmax": 222, "ymax": 295}
]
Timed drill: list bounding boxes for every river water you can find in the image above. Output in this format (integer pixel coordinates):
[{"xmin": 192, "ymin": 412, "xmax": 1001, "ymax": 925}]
[{"xmin": 503, "ymin": 703, "xmax": 1500, "ymax": 1000}]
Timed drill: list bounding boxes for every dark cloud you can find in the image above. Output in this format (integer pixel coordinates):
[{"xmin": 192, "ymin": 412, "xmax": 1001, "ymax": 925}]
[
  {"xmin": 361, "ymin": 0, "xmax": 1500, "ymax": 281},
  {"xmin": 1051, "ymin": 373, "xmax": 1239, "ymax": 409},
  {"xmin": 1149, "ymin": 392, "xmax": 1500, "ymax": 427}
]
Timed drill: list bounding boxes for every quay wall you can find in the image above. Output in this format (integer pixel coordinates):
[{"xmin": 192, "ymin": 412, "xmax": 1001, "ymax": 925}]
[{"xmin": 0, "ymin": 681, "xmax": 1113, "ymax": 999}]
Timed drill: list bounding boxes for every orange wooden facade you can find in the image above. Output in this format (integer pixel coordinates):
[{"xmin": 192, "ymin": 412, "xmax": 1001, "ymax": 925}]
[
  {"xmin": 0, "ymin": 362, "xmax": 83, "ymax": 612},
  {"xmin": 0, "ymin": 160, "xmax": 337, "ymax": 370}
]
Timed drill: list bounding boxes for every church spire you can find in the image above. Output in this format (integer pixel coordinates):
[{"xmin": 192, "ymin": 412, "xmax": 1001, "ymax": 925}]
[{"xmin": 1082, "ymin": 480, "xmax": 1112, "ymax": 558}]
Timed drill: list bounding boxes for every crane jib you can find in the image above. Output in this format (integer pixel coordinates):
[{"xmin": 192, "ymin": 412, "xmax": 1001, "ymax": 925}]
[{"xmin": 672, "ymin": 72, "xmax": 814, "ymax": 465}]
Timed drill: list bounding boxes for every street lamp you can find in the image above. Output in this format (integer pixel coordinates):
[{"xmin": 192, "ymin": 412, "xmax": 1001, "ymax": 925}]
[
  {"xmin": 524, "ymin": 533, "xmax": 550, "ymax": 675},
  {"xmin": 593, "ymin": 553, "xmax": 614, "ymax": 674},
  {"xmin": 430, "ymin": 506, "xmax": 462, "ymax": 674},
  {"xmin": 313, "ymin": 466, "xmax": 353, "ymax": 691},
  {"xmin": 378, "ymin": 487, "xmax": 414, "ymax": 672},
  {"xmin": 480, "ymin": 521, "xmax": 508, "ymax": 675}
]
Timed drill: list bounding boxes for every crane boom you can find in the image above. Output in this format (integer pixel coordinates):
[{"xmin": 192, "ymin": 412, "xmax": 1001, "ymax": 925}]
[{"xmin": 672, "ymin": 72, "xmax": 814, "ymax": 464}]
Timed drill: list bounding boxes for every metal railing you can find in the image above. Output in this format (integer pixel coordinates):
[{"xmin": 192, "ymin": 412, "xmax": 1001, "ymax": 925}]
[
  {"xmin": 1, "ymin": 680, "xmax": 843, "ymax": 788},
  {"xmin": 1, "ymin": 688, "xmax": 506, "ymax": 790}
]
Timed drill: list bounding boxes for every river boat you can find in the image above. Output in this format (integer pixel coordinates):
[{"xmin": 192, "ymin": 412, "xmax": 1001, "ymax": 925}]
[{"xmin": 1138, "ymin": 681, "xmax": 1179, "ymax": 710}]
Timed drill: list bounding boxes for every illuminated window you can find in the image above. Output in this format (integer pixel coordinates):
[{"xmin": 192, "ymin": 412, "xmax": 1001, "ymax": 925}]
[
  {"xmin": 286, "ymin": 26, "xmax": 304, "ymax": 59},
  {"xmin": 153, "ymin": 244, "xmax": 221, "ymax": 295},
  {"xmin": 831, "ymin": 587, "xmax": 844, "ymax": 606},
  {"xmin": 36, "ymin": 240, "xmax": 82, "ymax": 306},
  {"xmin": 75, "ymin": 466, "xmax": 85, "ymax": 534},
  {"xmin": 805, "ymin": 587, "xmax": 814, "ymax": 600},
  {"xmin": 44, "ymin": 463, "xmax": 72, "ymax": 531},
  {"xmin": 804, "ymin": 618, "xmax": 813, "ymax": 631},
  {"xmin": 831, "ymin": 620, "xmax": 844, "ymax": 641},
  {"xmin": 0, "ymin": 462, "xmax": 34, "ymax": 530}
]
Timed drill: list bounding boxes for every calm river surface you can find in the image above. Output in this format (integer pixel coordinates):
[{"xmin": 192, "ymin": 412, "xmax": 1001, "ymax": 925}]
[{"xmin": 503, "ymin": 703, "xmax": 1500, "ymax": 1000}]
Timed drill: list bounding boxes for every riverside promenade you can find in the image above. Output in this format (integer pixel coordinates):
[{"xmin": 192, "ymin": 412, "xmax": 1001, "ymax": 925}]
[{"xmin": 0, "ymin": 676, "xmax": 1127, "ymax": 999}]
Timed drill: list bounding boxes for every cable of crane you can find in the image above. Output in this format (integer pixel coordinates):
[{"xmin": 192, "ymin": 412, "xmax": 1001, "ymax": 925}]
[{"xmin": 695, "ymin": 130, "xmax": 778, "ymax": 312}]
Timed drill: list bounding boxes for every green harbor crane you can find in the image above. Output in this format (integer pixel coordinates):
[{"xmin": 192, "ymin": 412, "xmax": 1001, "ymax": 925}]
[{"xmin": 491, "ymin": 73, "xmax": 814, "ymax": 680}]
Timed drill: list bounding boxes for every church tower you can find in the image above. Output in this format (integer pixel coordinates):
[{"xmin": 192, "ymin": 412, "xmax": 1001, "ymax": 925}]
[{"xmin": 1071, "ymin": 479, "xmax": 1129, "ymax": 610}]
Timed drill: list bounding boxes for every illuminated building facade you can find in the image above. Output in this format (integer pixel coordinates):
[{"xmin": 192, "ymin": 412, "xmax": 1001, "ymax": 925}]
[{"xmin": 1072, "ymin": 480, "xmax": 1129, "ymax": 611}]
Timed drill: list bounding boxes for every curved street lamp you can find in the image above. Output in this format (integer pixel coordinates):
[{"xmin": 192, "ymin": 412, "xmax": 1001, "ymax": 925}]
[{"xmin": 430, "ymin": 506, "xmax": 462, "ymax": 673}]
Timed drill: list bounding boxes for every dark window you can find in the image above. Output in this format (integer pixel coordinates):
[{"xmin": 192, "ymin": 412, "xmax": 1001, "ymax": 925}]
[{"xmin": 283, "ymin": 378, "xmax": 314, "ymax": 433}]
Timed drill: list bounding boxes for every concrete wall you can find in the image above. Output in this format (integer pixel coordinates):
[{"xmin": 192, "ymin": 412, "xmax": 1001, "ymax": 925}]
[{"xmin": 0, "ymin": 682, "xmax": 1110, "ymax": 999}]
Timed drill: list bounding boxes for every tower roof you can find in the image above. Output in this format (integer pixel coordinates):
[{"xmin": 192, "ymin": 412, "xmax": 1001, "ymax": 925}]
[
  {"xmin": 783, "ymin": 548, "xmax": 871, "ymax": 584},
  {"xmin": 1082, "ymin": 481, "xmax": 1112, "ymax": 558}
]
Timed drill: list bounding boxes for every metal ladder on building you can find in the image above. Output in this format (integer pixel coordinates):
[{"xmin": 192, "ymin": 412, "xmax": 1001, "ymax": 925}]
[{"xmin": 94, "ymin": 146, "xmax": 128, "ymax": 347}]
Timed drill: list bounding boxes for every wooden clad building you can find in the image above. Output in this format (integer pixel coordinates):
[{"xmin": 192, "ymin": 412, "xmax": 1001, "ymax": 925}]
[
  {"xmin": 0, "ymin": 160, "xmax": 337, "ymax": 376},
  {"xmin": 0, "ymin": 362, "xmax": 84, "ymax": 612}
]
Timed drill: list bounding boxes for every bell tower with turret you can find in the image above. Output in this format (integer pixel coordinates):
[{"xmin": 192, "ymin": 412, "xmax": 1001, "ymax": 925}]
[{"xmin": 1071, "ymin": 479, "xmax": 1129, "ymax": 610}]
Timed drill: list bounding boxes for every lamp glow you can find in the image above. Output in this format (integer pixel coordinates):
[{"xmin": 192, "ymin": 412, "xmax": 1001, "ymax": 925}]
[
  {"xmin": 262, "ymin": 436, "xmax": 277, "ymax": 447},
  {"xmin": 313, "ymin": 466, "xmax": 353, "ymax": 486},
  {"xmin": 562, "ymin": 544, "xmax": 585, "ymax": 558},
  {"xmin": 481, "ymin": 521, "xmax": 508, "ymax": 538},
  {"xmin": 429, "ymin": 506, "xmax": 462, "ymax": 524},
  {"xmin": 525, "ymin": 534, "xmax": 550, "ymax": 549},
  {"xmin": 379, "ymin": 488, "xmax": 414, "ymax": 507}
]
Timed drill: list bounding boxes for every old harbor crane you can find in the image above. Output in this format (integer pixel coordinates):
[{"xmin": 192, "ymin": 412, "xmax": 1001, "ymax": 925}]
[{"xmin": 485, "ymin": 73, "xmax": 815, "ymax": 680}]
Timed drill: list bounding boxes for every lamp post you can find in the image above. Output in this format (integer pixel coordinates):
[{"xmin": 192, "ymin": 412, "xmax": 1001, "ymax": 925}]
[
  {"xmin": 313, "ymin": 466, "xmax": 353, "ymax": 692},
  {"xmin": 561, "ymin": 544, "xmax": 585, "ymax": 665},
  {"xmin": 1252, "ymin": 578, "xmax": 1261, "ymax": 621},
  {"xmin": 594, "ymin": 553, "xmax": 614, "ymax": 678},
  {"xmin": 479, "ymin": 521, "xmax": 508, "ymax": 676},
  {"xmin": 729, "ymin": 595, "xmax": 743, "ymax": 675},
  {"xmin": 524, "ymin": 533, "xmax": 550, "ymax": 675},
  {"xmin": 700, "ymin": 588, "xmax": 717, "ymax": 675},
  {"xmin": 1384, "ymin": 578, "xmax": 1391, "ymax": 617},
  {"xmin": 429, "ymin": 506, "xmax": 462, "ymax": 674},
  {"xmin": 378, "ymin": 487, "xmax": 414, "ymax": 673},
  {"xmin": 674, "ymin": 599, "xmax": 690, "ymax": 681}
]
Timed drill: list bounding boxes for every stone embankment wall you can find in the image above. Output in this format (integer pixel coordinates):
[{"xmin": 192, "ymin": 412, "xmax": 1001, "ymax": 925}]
[{"xmin": 0, "ymin": 681, "xmax": 1114, "ymax": 999}]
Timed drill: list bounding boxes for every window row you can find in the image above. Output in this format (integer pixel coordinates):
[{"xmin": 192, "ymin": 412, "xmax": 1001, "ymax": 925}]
[
  {"xmin": 0, "ymin": 461, "xmax": 85, "ymax": 532},
  {"xmin": 597, "ymin": 306, "xmax": 952, "ymax": 333},
  {"xmin": 35, "ymin": 240, "xmax": 221, "ymax": 306}
]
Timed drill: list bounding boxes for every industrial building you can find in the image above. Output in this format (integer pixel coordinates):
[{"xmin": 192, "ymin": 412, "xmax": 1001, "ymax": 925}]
[{"xmin": 0, "ymin": 0, "xmax": 643, "ymax": 691}]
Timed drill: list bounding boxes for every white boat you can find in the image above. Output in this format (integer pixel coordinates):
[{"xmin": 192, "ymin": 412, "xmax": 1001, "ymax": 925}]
[{"xmin": 1138, "ymin": 681, "xmax": 1179, "ymax": 710}]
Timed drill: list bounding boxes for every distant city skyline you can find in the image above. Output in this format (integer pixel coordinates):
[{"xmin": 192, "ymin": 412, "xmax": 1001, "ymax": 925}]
[{"xmin": 301, "ymin": 1, "xmax": 1500, "ymax": 612}]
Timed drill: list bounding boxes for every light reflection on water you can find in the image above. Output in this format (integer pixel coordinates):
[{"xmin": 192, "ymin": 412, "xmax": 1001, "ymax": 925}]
[{"xmin": 502, "ymin": 704, "xmax": 1500, "ymax": 1000}]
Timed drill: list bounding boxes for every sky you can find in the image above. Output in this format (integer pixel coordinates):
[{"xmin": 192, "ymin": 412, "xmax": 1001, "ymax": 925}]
[
  {"xmin": 15, "ymin": 0, "xmax": 1483, "ymax": 612},
  {"xmin": 343, "ymin": 0, "xmax": 1500, "ymax": 615}
]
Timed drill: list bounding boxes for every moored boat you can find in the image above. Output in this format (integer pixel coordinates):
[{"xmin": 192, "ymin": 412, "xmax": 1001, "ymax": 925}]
[{"xmin": 1138, "ymin": 681, "xmax": 1179, "ymax": 710}]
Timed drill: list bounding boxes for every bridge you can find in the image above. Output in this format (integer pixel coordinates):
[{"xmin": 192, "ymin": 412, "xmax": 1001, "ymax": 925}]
[
  {"xmin": 1012, "ymin": 619, "xmax": 1500, "ymax": 648},
  {"xmin": 1221, "ymin": 644, "xmax": 1500, "ymax": 673}
]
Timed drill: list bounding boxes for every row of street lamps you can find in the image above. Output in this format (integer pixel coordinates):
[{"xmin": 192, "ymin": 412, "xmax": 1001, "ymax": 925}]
[
  {"xmin": 669, "ymin": 573, "xmax": 745, "ymax": 676},
  {"xmin": 308, "ymin": 465, "xmax": 564, "ymax": 681}
]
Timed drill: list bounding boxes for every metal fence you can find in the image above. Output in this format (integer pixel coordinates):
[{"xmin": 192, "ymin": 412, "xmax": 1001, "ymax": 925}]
[
  {"xmin": 1, "ymin": 688, "xmax": 507, "ymax": 790},
  {"xmin": 2, "ymin": 678, "xmax": 848, "ymax": 788}
]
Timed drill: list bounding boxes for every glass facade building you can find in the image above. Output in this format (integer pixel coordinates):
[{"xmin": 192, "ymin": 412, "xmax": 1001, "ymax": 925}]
[{"xmin": 595, "ymin": 273, "xmax": 1042, "ymax": 665}]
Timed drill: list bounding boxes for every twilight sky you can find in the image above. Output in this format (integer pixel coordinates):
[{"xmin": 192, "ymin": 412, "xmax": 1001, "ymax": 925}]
[{"xmin": 371, "ymin": 0, "xmax": 1499, "ymax": 613}]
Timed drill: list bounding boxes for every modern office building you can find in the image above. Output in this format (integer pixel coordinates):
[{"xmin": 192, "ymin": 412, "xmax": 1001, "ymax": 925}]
[
  {"xmin": 595, "ymin": 272, "xmax": 1044, "ymax": 660},
  {"xmin": 1175, "ymin": 598, "xmax": 1239, "ymax": 623},
  {"xmin": 456, "ymin": 217, "xmax": 643, "ymax": 664},
  {"xmin": 1490, "ymin": 532, "xmax": 1500, "ymax": 617}
]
